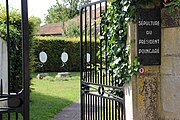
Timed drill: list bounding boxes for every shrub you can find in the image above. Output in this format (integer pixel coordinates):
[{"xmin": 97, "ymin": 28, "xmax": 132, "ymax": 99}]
[{"xmin": 0, "ymin": 5, "xmax": 39, "ymax": 92}]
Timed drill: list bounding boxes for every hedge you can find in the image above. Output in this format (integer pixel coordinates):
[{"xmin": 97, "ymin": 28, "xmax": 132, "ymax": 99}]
[{"xmin": 30, "ymin": 36, "xmax": 97, "ymax": 72}]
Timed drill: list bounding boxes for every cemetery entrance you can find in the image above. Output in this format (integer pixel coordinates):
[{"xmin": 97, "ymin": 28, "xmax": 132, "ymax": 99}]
[
  {"xmin": 80, "ymin": 0, "xmax": 125, "ymax": 119},
  {"xmin": 0, "ymin": 0, "xmax": 29, "ymax": 119}
]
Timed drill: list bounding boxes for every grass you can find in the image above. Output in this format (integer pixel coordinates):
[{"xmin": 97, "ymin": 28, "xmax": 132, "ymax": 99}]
[{"xmin": 30, "ymin": 72, "xmax": 80, "ymax": 120}]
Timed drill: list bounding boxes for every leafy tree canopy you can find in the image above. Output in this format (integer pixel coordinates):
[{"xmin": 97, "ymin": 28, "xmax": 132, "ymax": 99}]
[
  {"xmin": 29, "ymin": 16, "xmax": 41, "ymax": 35},
  {"xmin": 45, "ymin": 0, "xmax": 89, "ymax": 23},
  {"xmin": 44, "ymin": 3, "xmax": 69, "ymax": 23}
]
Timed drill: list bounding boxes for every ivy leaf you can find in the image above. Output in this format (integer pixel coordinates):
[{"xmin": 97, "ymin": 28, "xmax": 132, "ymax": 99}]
[{"xmin": 99, "ymin": 0, "xmax": 141, "ymax": 86}]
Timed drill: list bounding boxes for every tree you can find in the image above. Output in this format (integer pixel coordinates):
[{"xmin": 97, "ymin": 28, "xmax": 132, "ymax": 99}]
[
  {"xmin": 29, "ymin": 16, "xmax": 41, "ymax": 37},
  {"xmin": 65, "ymin": 19, "xmax": 80, "ymax": 37},
  {"xmin": 44, "ymin": 0, "xmax": 89, "ymax": 24},
  {"xmin": 79, "ymin": 0, "xmax": 89, "ymax": 6},
  {"xmin": 44, "ymin": 3, "xmax": 69, "ymax": 23},
  {"xmin": 45, "ymin": 0, "xmax": 81, "ymax": 34},
  {"xmin": 44, "ymin": 2, "xmax": 70, "ymax": 34},
  {"xmin": 45, "ymin": 0, "xmax": 78, "ymax": 23},
  {"xmin": 63, "ymin": 0, "xmax": 79, "ymax": 19}
]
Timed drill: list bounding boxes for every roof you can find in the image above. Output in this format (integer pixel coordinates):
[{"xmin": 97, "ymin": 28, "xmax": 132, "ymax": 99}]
[{"xmin": 37, "ymin": 23, "xmax": 63, "ymax": 36}]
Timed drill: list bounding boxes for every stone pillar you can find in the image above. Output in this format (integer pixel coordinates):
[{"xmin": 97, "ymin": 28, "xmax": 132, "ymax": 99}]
[
  {"xmin": 0, "ymin": 37, "xmax": 8, "ymax": 107},
  {"xmin": 126, "ymin": 22, "xmax": 161, "ymax": 120},
  {"xmin": 124, "ymin": 81, "xmax": 134, "ymax": 120},
  {"xmin": 126, "ymin": 7, "xmax": 180, "ymax": 120},
  {"xmin": 135, "ymin": 66, "xmax": 161, "ymax": 120},
  {"xmin": 124, "ymin": 22, "xmax": 136, "ymax": 120}
]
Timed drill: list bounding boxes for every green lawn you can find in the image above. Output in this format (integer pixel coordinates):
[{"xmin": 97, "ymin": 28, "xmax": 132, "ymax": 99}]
[{"xmin": 30, "ymin": 72, "xmax": 80, "ymax": 120}]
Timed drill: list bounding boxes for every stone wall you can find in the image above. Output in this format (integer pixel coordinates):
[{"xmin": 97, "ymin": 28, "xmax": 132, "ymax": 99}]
[
  {"xmin": 126, "ymin": 22, "xmax": 161, "ymax": 120},
  {"xmin": 161, "ymin": 27, "xmax": 180, "ymax": 119}
]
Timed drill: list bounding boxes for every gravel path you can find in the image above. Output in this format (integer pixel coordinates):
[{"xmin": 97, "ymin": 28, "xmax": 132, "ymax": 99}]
[{"xmin": 52, "ymin": 100, "xmax": 81, "ymax": 120}]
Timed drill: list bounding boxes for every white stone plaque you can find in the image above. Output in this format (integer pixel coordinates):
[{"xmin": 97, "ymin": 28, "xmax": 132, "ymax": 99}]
[
  {"xmin": 61, "ymin": 52, "xmax": 68, "ymax": 63},
  {"xmin": 39, "ymin": 51, "xmax": 47, "ymax": 63}
]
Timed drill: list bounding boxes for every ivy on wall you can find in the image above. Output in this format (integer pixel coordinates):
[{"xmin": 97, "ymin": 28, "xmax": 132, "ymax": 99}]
[
  {"xmin": 164, "ymin": 0, "xmax": 180, "ymax": 7},
  {"xmin": 100, "ymin": 0, "xmax": 178, "ymax": 84},
  {"xmin": 163, "ymin": 0, "xmax": 180, "ymax": 13}
]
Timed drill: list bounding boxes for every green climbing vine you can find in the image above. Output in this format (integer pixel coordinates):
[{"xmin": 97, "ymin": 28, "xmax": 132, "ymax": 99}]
[
  {"xmin": 164, "ymin": 0, "xmax": 180, "ymax": 7},
  {"xmin": 164, "ymin": 0, "xmax": 180, "ymax": 13},
  {"xmin": 100, "ymin": 0, "xmax": 179, "ymax": 85},
  {"xmin": 99, "ymin": 0, "xmax": 174, "ymax": 84}
]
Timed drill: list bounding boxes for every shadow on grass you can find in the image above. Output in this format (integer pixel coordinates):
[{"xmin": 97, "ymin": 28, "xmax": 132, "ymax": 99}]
[
  {"xmin": 30, "ymin": 91, "xmax": 74, "ymax": 120},
  {"xmin": 1, "ymin": 91, "xmax": 70, "ymax": 120}
]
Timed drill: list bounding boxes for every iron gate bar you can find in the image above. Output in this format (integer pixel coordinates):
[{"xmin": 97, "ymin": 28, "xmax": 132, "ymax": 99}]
[
  {"xmin": 105, "ymin": 2, "xmax": 108, "ymax": 86},
  {"xmin": 85, "ymin": 6, "xmax": 87, "ymax": 83},
  {"xmin": 94, "ymin": 3, "xmax": 97, "ymax": 86},
  {"xmin": 83, "ymin": 90, "xmax": 124, "ymax": 103},
  {"xmin": 89, "ymin": 5, "xmax": 92, "ymax": 84},
  {"xmin": 0, "ymin": 79, "xmax": 2, "ymax": 95},
  {"xmin": 80, "ymin": 0, "xmax": 107, "ymax": 8},
  {"xmin": 80, "ymin": 0, "xmax": 125, "ymax": 119},
  {"xmin": 82, "ymin": 81, "xmax": 124, "ymax": 90},
  {"xmin": 100, "ymin": 2, "xmax": 102, "ymax": 85},
  {"xmin": 21, "ymin": 0, "xmax": 30, "ymax": 119},
  {"xmin": 80, "ymin": 4, "xmax": 84, "ymax": 120},
  {"xmin": 6, "ymin": 0, "xmax": 11, "ymax": 117},
  {"xmin": 6, "ymin": 0, "xmax": 10, "ymax": 97}
]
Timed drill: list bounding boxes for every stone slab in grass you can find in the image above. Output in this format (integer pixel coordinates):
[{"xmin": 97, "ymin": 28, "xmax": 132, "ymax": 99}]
[
  {"xmin": 37, "ymin": 73, "xmax": 49, "ymax": 79},
  {"xmin": 56, "ymin": 72, "xmax": 70, "ymax": 78}
]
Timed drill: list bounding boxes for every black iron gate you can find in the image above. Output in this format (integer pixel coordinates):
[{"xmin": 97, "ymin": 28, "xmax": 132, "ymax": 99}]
[
  {"xmin": 80, "ymin": 0, "xmax": 125, "ymax": 120},
  {"xmin": 0, "ymin": 0, "xmax": 29, "ymax": 119}
]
